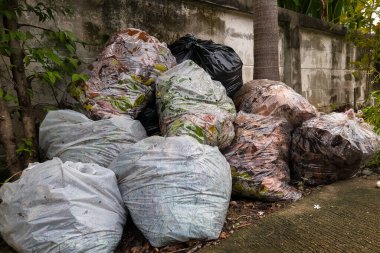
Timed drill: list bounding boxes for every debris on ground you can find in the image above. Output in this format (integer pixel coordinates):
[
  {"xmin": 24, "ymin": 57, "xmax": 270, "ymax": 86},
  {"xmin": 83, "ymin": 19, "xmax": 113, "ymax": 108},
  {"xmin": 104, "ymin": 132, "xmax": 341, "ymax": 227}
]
[{"xmin": 108, "ymin": 136, "xmax": 231, "ymax": 247}]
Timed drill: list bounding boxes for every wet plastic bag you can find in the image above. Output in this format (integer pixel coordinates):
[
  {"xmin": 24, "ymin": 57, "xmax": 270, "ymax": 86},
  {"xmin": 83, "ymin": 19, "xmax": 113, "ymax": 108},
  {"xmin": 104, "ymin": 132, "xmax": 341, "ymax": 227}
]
[
  {"xmin": 234, "ymin": 79, "xmax": 319, "ymax": 126},
  {"xmin": 39, "ymin": 110, "xmax": 147, "ymax": 168},
  {"xmin": 223, "ymin": 112, "xmax": 301, "ymax": 201},
  {"xmin": 73, "ymin": 28, "xmax": 176, "ymax": 119},
  {"xmin": 0, "ymin": 158, "xmax": 126, "ymax": 253},
  {"xmin": 291, "ymin": 112, "xmax": 380, "ymax": 185},
  {"xmin": 157, "ymin": 60, "xmax": 236, "ymax": 149},
  {"xmin": 108, "ymin": 136, "xmax": 232, "ymax": 247},
  {"xmin": 169, "ymin": 34, "xmax": 243, "ymax": 97}
]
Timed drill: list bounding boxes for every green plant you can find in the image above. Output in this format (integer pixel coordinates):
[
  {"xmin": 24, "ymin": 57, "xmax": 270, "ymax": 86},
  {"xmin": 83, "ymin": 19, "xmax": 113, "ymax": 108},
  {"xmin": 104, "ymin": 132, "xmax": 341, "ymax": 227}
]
[
  {"xmin": 278, "ymin": 0, "xmax": 352, "ymax": 23},
  {"xmin": 0, "ymin": 0, "xmax": 88, "ymax": 176}
]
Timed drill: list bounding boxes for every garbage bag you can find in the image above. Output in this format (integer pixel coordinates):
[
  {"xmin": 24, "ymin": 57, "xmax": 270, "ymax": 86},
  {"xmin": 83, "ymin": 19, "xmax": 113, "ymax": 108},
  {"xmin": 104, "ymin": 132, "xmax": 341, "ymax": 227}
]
[
  {"xmin": 291, "ymin": 112, "xmax": 380, "ymax": 185},
  {"xmin": 72, "ymin": 28, "xmax": 176, "ymax": 119},
  {"xmin": 234, "ymin": 79, "xmax": 319, "ymax": 126},
  {"xmin": 169, "ymin": 34, "xmax": 243, "ymax": 97},
  {"xmin": 108, "ymin": 136, "xmax": 232, "ymax": 247},
  {"xmin": 157, "ymin": 60, "xmax": 236, "ymax": 149},
  {"xmin": 0, "ymin": 158, "xmax": 126, "ymax": 253},
  {"xmin": 39, "ymin": 110, "xmax": 147, "ymax": 168},
  {"xmin": 223, "ymin": 112, "xmax": 301, "ymax": 201},
  {"xmin": 136, "ymin": 96, "xmax": 160, "ymax": 136}
]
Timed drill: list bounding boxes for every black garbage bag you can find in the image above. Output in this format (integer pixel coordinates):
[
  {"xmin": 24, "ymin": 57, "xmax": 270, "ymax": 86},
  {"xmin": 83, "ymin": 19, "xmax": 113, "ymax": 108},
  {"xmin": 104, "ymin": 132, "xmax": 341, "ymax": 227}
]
[
  {"xmin": 169, "ymin": 34, "xmax": 243, "ymax": 97},
  {"xmin": 136, "ymin": 96, "xmax": 160, "ymax": 136}
]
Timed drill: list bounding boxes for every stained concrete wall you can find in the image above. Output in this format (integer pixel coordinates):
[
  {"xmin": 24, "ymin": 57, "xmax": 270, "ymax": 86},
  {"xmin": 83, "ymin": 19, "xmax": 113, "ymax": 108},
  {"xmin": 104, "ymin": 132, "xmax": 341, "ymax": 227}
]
[
  {"xmin": 49, "ymin": 0, "xmax": 254, "ymax": 82},
  {"xmin": 1, "ymin": 0, "xmax": 365, "ymax": 111},
  {"xmin": 43, "ymin": 0, "xmax": 364, "ymax": 111},
  {"xmin": 300, "ymin": 28, "xmax": 365, "ymax": 110}
]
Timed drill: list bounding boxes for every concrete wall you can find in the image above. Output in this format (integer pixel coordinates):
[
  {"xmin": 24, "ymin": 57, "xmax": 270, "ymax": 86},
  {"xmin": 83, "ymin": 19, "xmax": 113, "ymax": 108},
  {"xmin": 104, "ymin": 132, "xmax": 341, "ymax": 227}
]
[
  {"xmin": 41, "ymin": 0, "xmax": 364, "ymax": 111},
  {"xmin": 299, "ymin": 28, "xmax": 365, "ymax": 110}
]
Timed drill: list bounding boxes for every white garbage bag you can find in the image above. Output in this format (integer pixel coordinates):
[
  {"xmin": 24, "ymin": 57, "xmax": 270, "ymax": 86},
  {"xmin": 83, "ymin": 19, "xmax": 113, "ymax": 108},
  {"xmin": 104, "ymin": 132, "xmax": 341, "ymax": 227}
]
[
  {"xmin": 0, "ymin": 158, "xmax": 126, "ymax": 253},
  {"xmin": 109, "ymin": 136, "xmax": 232, "ymax": 247},
  {"xmin": 39, "ymin": 110, "xmax": 147, "ymax": 167}
]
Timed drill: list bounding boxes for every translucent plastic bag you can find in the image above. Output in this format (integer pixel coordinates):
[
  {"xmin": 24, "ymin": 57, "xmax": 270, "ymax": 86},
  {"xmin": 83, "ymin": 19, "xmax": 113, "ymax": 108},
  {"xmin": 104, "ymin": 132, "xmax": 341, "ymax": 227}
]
[
  {"xmin": 223, "ymin": 112, "xmax": 301, "ymax": 201},
  {"xmin": 234, "ymin": 79, "xmax": 319, "ymax": 126},
  {"xmin": 39, "ymin": 110, "xmax": 147, "ymax": 168},
  {"xmin": 0, "ymin": 158, "xmax": 126, "ymax": 253},
  {"xmin": 73, "ymin": 28, "xmax": 176, "ymax": 119},
  {"xmin": 169, "ymin": 34, "xmax": 243, "ymax": 97},
  {"xmin": 108, "ymin": 136, "xmax": 232, "ymax": 247},
  {"xmin": 157, "ymin": 60, "xmax": 236, "ymax": 149},
  {"xmin": 291, "ymin": 112, "xmax": 380, "ymax": 185}
]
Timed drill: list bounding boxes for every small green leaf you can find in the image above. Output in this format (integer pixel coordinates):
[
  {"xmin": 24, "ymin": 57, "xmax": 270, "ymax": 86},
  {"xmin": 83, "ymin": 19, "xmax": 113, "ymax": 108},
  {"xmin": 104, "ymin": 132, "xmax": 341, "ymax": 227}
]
[
  {"xmin": 24, "ymin": 55, "xmax": 31, "ymax": 66},
  {"xmin": 72, "ymin": 73, "xmax": 89, "ymax": 82},
  {"xmin": 3, "ymin": 91, "xmax": 16, "ymax": 102},
  {"xmin": 27, "ymin": 88, "xmax": 34, "ymax": 98}
]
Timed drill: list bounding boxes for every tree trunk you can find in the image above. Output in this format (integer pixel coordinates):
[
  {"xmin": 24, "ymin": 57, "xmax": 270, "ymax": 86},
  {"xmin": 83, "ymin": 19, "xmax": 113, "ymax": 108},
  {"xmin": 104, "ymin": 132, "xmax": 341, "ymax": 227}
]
[
  {"xmin": 0, "ymin": 99, "xmax": 23, "ymax": 175},
  {"xmin": 3, "ymin": 0, "xmax": 38, "ymax": 165},
  {"xmin": 253, "ymin": 0, "xmax": 280, "ymax": 80}
]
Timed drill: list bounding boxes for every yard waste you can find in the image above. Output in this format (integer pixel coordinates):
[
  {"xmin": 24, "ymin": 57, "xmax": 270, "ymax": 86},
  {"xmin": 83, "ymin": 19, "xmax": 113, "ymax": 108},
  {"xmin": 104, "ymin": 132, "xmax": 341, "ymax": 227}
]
[
  {"xmin": 169, "ymin": 34, "xmax": 243, "ymax": 97},
  {"xmin": 291, "ymin": 112, "xmax": 380, "ymax": 185},
  {"xmin": 223, "ymin": 112, "xmax": 301, "ymax": 201},
  {"xmin": 72, "ymin": 28, "xmax": 176, "ymax": 119},
  {"xmin": 108, "ymin": 136, "xmax": 232, "ymax": 247},
  {"xmin": 157, "ymin": 60, "xmax": 236, "ymax": 149},
  {"xmin": 234, "ymin": 79, "xmax": 319, "ymax": 126},
  {"xmin": 39, "ymin": 110, "xmax": 147, "ymax": 168},
  {"xmin": 0, "ymin": 158, "xmax": 126, "ymax": 253}
]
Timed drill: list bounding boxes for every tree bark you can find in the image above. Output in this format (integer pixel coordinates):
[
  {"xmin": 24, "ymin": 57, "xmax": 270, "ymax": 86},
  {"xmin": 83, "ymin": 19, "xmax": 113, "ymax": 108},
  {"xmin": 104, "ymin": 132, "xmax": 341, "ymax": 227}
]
[
  {"xmin": 3, "ymin": 0, "xmax": 38, "ymax": 165},
  {"xmin": 0, "ymin": 99, "xmax": 23, "ymax": 175},
  {"xmin": 253, "ymin": 0, "xmax": 280, "ymax": 80}
]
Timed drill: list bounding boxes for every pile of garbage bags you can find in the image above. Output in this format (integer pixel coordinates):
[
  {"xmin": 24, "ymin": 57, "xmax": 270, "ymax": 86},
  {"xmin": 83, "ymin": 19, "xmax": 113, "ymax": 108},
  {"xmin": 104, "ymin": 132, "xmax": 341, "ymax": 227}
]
[
  {"xmin": 291, "ymin": 112, "xmax": 380, "ymax": 185},
  {"xmin": 109, "ymin": 136, "xmax": 231, "ymax": 247},
  {"xmin": 1, "ymin": 28, "xmax": 380, "ymax": 252},
  {"xmin": 156, "ymin": 60, "xmax": 236, "ymax": 149},
  {"xmin": 0, "ymin": 158, "xmax": 126, "ymax": 253},
  {"xmin": 223, "ymin": 112, "xmax": 301, "ymax": 201}
]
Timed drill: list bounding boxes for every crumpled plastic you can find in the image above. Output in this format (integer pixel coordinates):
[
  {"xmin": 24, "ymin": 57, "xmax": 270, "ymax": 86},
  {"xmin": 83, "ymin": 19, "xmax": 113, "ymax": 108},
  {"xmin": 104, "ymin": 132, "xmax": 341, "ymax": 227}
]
[
  {"xmin": 108, "ymin": 136, "xmax": 232, "ymax": 247},
  {"xmin": 169, "ymin": 34, "xmax": 243, "ymax": 97},
  {"xmin": 157, "ymin": 60, "xmax": 236, "ymax": 149},
  {"xmin": 72, "ymin": 28, "xmax": 176, "ymax": 119},
  {"xmin": 234, "ymin": 79, "xmax": 319, "ymax": 126},
  {"xmin": 291, "ymin": 112, "xmax": 380, "ymax": 185},
  {"xmin": 136, "ymin": 96, "xmax": 161, "ymax": 136},
  {"xmin": 223, "ymin": 112, "xmax": 301, "ymax": 201},
  {"xmin": 39, "ymin": 110, "xmax": 147, "ymax": 168},
  {"xmin": 0, "ymin": 158, "xmax": 126, "ymax": 253}
]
